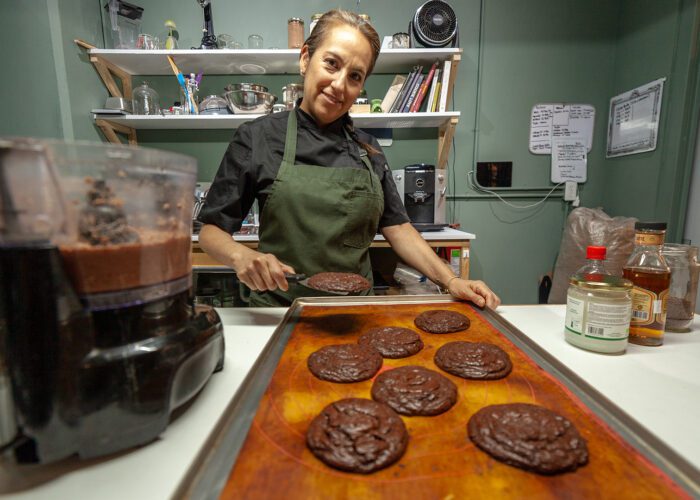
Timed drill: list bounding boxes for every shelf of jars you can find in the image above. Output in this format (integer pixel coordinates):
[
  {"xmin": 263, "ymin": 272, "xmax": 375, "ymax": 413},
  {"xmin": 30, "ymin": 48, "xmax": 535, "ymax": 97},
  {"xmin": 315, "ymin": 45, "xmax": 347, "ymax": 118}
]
[
  {"xmin": 91, "ymin": 112, "xmax": 461, "ymax": 130},
  {"xmin": 86, "ymin": 48, "xmax": 462, "ymax": 76}
]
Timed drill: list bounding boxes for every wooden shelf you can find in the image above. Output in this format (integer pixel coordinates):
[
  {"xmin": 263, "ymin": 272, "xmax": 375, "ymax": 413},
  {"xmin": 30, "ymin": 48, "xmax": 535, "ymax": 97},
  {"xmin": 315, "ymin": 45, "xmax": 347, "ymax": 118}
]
[
  {"xmin": 92, "ymin": 112, "xmax": 461, "ymax": 130},
  {"xmin": 87, "ymin": 48, "xmax": 462, "ymax": 76}
]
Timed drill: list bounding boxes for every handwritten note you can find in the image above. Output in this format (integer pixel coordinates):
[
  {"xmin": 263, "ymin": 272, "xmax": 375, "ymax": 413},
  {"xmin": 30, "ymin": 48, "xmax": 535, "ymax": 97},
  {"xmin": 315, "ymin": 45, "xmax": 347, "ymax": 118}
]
[
  {"xmin": 551, "ymin": 140, "xmax": 587, "ymax": 183},
  {"xmin": 529, "ymin": 104, "xmax": 595, "ymax": 155}
]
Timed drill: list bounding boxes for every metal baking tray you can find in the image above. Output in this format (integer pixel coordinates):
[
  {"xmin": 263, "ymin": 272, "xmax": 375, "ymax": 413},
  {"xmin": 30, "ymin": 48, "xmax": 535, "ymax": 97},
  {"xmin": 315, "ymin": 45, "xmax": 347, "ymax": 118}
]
[{"xmin": 175, "ymin": 296, "xmax": 700, "ymax": 499}]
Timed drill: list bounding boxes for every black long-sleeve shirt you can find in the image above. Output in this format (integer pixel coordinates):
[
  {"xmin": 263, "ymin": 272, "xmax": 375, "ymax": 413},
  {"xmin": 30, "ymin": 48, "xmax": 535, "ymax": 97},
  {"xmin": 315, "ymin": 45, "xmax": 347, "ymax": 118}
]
[{"xmin": 198, "ymin": 107, "xmax": 409, "ymax": 233}]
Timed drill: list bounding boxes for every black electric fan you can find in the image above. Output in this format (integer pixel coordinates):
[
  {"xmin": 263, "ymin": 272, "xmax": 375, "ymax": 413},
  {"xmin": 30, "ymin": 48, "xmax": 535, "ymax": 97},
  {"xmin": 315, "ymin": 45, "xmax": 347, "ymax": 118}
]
[{"xmin": 409, "ymin": 0, "xmax": 459, "ymax": 48}]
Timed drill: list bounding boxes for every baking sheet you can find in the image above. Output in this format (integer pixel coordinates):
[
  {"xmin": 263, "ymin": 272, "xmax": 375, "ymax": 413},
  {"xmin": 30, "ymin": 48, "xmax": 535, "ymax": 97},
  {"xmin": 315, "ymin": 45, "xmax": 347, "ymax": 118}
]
[{"xmin": 177, "ymin": 296, "xmax": 700, "ymax": 499}]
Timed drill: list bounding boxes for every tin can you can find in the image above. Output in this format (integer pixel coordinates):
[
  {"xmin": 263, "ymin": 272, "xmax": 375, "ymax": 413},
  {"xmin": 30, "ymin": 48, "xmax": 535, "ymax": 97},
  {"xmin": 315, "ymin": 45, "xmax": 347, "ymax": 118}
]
[
  {"xmin": 288, "ymin": 17, "xmax": 304, "ymax": 49},
  {"xmin": 565, "ymin": 274, "xmax": 633, "ymax": 354}
]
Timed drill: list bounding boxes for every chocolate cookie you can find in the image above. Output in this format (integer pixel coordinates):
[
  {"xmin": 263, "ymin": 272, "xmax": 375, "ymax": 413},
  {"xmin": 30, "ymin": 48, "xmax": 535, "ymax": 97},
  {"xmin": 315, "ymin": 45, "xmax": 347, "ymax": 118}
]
[
  {"xmin": 414, "ymin": 309, "xmax": 470, "ymax": 334},
  {"xmin": 306, "ymin": 398, "xmax": 408, "ymax": 473},
  {"xmin": 307, "ymin": 344, "xmax": 382, "ymax": 383},
  {"xmin": 468, "ymin": 403, "xmax": 589, "ymax": 474},
  {"xmin": 435, "ymin": 341, "xmax": 512, "ymax": 380},
  {"xmin": 371, "ymin": 365, "xmax": 458, "ymax": 416},
  {"xmin": 306, "ymin": 272, "xmax": 371, "ymax": 293},
  {"xmin": 357, "ymin": 326, "xmax": 424, "ymax": 359}
]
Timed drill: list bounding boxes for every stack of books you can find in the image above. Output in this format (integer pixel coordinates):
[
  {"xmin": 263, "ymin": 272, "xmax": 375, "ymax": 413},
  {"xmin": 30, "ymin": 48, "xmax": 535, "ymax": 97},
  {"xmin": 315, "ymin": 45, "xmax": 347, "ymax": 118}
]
[{"xmin": 380, "ymin": 60, "xmax": 453, "ymax": 114}]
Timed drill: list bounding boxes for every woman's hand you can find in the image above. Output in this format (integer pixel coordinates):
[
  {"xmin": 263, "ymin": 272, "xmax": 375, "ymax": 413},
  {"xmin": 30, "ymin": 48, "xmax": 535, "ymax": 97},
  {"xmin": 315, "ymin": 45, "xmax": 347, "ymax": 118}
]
[
  {"xmin": 233, "ymin": 247, "xmax": 296, "ymax": 292},
  {"xmin": 447, "ymin": 277, "xmax": 501, "ymax": 309}
]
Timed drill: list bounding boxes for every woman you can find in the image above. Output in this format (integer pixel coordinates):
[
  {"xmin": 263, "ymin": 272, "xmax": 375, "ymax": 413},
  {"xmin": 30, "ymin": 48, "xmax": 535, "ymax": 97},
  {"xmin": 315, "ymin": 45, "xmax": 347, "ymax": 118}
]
[{"xmin": 198, "ymin": 9, "xmax": 500, "ymax": 309}]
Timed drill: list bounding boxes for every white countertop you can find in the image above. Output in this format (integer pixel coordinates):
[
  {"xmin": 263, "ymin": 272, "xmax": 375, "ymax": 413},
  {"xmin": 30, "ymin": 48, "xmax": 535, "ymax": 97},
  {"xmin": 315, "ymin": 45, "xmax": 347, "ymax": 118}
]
[
  {"xmin": 1, "ymin": 305, "xmax": 698, "ymax": 499},
  {"xmin": 191, "ymin": 227, "xmax": 476, "ymax": 243}
]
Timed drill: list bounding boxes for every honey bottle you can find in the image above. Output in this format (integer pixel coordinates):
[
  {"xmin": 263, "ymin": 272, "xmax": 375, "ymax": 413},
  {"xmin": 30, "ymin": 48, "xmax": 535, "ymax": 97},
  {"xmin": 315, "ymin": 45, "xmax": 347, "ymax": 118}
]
[{"xmin": 622, "ymin": 222, "xmax": 671, "ymax": 346}]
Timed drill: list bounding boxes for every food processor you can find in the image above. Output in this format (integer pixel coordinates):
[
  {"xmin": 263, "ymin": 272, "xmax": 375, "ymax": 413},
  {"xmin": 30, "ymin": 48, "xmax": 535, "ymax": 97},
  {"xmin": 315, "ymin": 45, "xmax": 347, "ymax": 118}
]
[{"xmin": 0, "ymin": 138, "xmax": 224, "ymax": 464}]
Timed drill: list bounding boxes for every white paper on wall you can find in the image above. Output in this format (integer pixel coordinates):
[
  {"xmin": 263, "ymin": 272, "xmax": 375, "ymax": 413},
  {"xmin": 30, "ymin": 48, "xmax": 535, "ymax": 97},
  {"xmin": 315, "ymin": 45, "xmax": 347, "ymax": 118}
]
[{"xmin": 529, "ymin": 103, "xmax": 595, "ymax": 155}]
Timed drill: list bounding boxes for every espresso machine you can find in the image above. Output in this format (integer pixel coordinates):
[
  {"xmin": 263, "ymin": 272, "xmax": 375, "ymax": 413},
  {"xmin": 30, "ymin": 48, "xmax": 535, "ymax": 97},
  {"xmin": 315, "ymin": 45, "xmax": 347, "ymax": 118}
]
[
  {"xmin": 0, "ymin": 138, "xmax": 224, "ymax": 464},
  {"xmin": 392, "ymin": 164, "xmax": 447, "ymax": 229}
]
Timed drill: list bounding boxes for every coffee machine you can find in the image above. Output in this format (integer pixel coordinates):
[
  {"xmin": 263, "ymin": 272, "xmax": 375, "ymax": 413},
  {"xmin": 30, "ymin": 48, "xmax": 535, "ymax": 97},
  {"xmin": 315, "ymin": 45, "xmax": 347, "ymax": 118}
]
[
  {"xmin": 392, "ymin": 164, "xmax": 447, "ymax": 229},
  {"xmin": 0, "ymin": 138, "xmax": 224, "ymax": 464}
]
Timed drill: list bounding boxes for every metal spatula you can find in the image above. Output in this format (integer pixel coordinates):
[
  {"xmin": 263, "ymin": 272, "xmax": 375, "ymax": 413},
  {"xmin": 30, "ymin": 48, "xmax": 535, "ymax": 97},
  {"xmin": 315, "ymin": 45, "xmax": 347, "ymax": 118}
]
[{"xmin": 284, "ymin": 273, "xmax": 351, "ymax": 296}]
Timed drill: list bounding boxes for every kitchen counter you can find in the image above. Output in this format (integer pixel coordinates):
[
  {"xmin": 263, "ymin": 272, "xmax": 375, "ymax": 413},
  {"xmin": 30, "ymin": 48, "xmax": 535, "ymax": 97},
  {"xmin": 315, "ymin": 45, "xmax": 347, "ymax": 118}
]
[{"xmin": 1, "ymin": 305, "xmax": 698, "ymax": 499}]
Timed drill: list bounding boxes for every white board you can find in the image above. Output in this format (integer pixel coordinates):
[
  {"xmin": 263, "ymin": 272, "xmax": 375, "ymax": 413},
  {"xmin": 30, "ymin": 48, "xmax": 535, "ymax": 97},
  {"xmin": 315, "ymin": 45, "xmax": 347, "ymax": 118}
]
[
  {"xmin": 529, "ymin": 103, "xmax": 595, "ymax": 155},
  {"xmin": 606, "ymin": 78, "xmax": 665, "ymax": 158},
  {"xmin": 551, "ymin": 140, "xmax": 587, "ymax": 183}
]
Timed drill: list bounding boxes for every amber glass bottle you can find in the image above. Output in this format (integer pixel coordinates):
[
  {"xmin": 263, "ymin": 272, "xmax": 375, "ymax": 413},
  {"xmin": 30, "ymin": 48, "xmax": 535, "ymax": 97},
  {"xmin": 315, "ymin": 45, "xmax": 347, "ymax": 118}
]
[{"xmin": 622, "ymin": 222, "xmax": 671, "ymax": 346}]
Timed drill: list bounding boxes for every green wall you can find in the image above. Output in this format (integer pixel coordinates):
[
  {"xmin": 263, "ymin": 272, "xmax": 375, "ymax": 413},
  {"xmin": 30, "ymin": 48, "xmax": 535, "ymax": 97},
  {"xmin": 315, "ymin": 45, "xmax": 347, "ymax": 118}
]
[
  {"xmin": 5, "ymin": 0, "xmax": 699, "ymax": 304},
  {"xmin": 602, "ymin": 0, "xmax": 700, "ymax": 243}
]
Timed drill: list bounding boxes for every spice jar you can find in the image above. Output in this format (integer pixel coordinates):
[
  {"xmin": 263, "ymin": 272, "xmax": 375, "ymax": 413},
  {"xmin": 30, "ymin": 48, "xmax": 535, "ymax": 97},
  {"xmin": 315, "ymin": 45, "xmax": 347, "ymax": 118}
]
[
  {"xmin": 288, "ymin": 18, "xmax": 304, "ymax": 49},
  {"xmin": 565, "ymin": 274, "xmax": 633, "ymax": 354},
  {"xmin": 661, "ymin": 243, "xmax": 699, "ymax": 332},
  {"xmin": 309, "ymin": 13, "xmax": 323, "ymax": 35}
]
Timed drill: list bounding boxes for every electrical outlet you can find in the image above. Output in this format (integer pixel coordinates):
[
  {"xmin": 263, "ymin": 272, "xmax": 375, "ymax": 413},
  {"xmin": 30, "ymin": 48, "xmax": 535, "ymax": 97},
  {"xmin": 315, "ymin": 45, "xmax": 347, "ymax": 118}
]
[{"xmin": 564, "ymin": 181, "xmax": 578, "ymax": 201}]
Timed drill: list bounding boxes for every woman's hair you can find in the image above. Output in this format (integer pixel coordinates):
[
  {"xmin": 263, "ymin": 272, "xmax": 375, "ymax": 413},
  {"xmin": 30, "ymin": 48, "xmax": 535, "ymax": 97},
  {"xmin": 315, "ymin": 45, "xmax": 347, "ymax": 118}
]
[
  {"xmin": 303, "ymin": 9, "xmax": 381, "ymax": 77},
  {"xmin": 302, "ymin": 9, "xmax": 382, "ymax": 157}
]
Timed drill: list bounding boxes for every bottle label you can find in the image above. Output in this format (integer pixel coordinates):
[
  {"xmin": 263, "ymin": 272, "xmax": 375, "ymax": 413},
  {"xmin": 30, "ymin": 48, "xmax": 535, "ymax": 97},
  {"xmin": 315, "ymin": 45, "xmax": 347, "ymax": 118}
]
[
  {"xmin": 565, "ymin": 296, "xmax": 584, "ymax": 334},
  {"xmin": 630, "ymin": 286, "xmax": 668, "ymax": 339},
  {"xmin": 635, "ymin": 233, "xmax": 664, "ymax": 246},
  {"xmin": 584, "ymin": 301, "xmax": 631, "ymax": 340}
]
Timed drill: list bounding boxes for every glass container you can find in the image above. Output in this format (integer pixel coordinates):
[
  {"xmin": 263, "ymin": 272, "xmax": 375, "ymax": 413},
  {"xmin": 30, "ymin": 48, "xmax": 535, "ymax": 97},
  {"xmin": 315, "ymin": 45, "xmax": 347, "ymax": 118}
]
[
  {"xmin": 288, "ymin": 18, "xmax": 304, "ymax": 48},
  {"xmin": 282, "ymin": 83, "xmax": 304, "ymax": 110},
  {"xmin": 565, "ymin": 274, "xmax": 633, "ymax": 354},
  {"xmin": 623, "ymin": 222, "xmax": 671, "ymax": 346},
  {"xmin": 309, "ymin": 13, "xmax": 323, "ymax": 35},
  {"xmin": 248, "ymin": 34, "xmax": 263, "ymax": 49},
  {"xmin": 132, "ymin": 81, "xmax": 160, "ymax": 115},
  {"xmin": 661, "ymin": 243, "xmax": 700, "ymax": 332}
]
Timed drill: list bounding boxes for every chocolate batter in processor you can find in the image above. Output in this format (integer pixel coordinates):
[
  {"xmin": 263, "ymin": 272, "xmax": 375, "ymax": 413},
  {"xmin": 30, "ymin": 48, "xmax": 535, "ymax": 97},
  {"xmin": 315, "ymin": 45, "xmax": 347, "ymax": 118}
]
[{"xmin": 0, "ymin": 138, "xmax": 224, "ymax": 464}]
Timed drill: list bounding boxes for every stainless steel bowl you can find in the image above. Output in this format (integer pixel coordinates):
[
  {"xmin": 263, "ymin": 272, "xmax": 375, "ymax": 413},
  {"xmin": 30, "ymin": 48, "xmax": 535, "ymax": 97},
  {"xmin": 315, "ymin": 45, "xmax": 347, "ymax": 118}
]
[
  {"xmin": 224, "ymin": 83, "xmax": 268, "ymax": 93},
  {"xmin": 223, "ymin": 89, "xmax": 277, "ymax": 114}
]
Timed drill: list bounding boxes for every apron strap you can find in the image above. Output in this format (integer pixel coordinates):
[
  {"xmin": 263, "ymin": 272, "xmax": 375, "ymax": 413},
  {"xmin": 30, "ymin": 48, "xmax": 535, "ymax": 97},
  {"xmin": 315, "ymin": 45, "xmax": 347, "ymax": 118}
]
[
  {"xmin": 282, "ymin": 110, "xmax": 298, "ymax": 166},
  {"xmin": 342, "ymin": 126, "xmax": 375, "ymax": 186}
]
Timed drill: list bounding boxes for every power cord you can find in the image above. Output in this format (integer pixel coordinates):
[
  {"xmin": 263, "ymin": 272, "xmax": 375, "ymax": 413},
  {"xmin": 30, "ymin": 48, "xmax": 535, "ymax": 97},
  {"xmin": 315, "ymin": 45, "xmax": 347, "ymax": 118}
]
[{"xmin": 468, "ymin": 172, "xmax": 564, "ymax": 209}]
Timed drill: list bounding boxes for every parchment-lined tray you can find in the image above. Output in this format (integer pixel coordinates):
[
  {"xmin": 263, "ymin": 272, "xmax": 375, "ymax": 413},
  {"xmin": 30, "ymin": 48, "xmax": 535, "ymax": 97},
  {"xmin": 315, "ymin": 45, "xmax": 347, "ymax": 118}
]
[{"xmin": 176, "ymin": 296, "xmax": 700, "ymax": 499}]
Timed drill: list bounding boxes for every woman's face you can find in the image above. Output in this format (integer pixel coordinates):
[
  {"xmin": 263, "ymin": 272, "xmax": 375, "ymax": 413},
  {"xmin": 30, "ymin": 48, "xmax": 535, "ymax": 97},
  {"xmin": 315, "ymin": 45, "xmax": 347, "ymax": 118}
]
[{"xmin": 299, "ymin": 24, "xmax": 372, "ymax": 127}]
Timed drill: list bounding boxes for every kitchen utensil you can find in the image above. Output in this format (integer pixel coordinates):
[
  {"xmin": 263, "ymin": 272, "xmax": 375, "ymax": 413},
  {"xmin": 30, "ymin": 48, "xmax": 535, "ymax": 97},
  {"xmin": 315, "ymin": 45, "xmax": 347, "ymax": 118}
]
[
  {"xmin": 0, "ymin": 137, "xmax": 224, "ymax": 464},
  {"xmin": 272, "ymin": 104, "xmax": 286, "ymax": 113},
  {"xmin": 105, "ymin": 96, "xmax": 133, "ymax": 113},
  {"xmin": 178, "ymin": 297, "xmax": 699, "ymax": 499},
  {"xmin": 223, "ymin": 89, "xmax": 276, "ymax": 114},
  {"xmin": 199, "ymin": 94, "xmax": 231, "ymax": 115},
  {"xmin": 284, "ymin": 273, "xmax": 371, "ymax": 295},
  {"xmin": 167, "ymin": 56, "xmax": 198, "ymax": 114},
  {"xmin": 225, "ymin": 82, "xmax": 268, "ymax": 93}
]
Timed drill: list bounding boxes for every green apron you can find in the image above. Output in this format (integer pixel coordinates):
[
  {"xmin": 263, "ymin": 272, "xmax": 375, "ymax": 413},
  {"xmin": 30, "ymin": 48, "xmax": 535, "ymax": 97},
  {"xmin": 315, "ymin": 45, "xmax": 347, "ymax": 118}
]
[{"xmin": 248, "ymin": 111, "xmax": 384, "ymax": 307}]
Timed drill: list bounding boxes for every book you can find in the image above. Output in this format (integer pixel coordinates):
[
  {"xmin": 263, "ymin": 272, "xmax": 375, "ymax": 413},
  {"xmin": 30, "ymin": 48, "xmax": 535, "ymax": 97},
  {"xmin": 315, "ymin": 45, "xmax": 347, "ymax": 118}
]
[
  {"xmin": 402, "ymin": 74, "xmax": 425, "ymax": 112},
  {"xmin": 410, "ymin": 61, "xmax": 438, "ymax": 112},
  {"xmin": 394, "ymin": 65, "xmax": 422, "ymax": 113},
  {"xmin": 438, "ymin": 59, "xmax": 452, "ymax": 112},
  {"xmin": 381, "ymin": 74, "xmax": 407, "ymax": 113},
  {"xmin": 426, "ymin": 68, "xmax": 440, "ymax": 113},
  {"xmin": 431, "ymin": 80, "xmax": 442, "ymax": 112},
  {"xmin": 389, "ymin": 66, "xmax": 416, "ymax": 113}
]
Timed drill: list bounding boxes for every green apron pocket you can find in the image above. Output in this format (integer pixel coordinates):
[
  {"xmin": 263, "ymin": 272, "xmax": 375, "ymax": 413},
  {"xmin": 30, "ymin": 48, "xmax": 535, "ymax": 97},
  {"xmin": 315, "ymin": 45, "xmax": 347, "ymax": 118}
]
[{"xmin": 342, "ymin": 190, "xmax": 384, "ymax": 249}]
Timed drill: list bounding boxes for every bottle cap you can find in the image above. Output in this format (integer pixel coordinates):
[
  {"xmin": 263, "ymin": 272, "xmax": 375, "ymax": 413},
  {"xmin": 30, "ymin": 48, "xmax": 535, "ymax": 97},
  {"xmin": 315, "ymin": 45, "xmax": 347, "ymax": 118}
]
[
  {"xmin": 586, "ymin": 246, "xmax": 606, "ymax": 260},
  {"xmin": 635, "ymin": 221, "xmax": 667, "ymax": 231}
]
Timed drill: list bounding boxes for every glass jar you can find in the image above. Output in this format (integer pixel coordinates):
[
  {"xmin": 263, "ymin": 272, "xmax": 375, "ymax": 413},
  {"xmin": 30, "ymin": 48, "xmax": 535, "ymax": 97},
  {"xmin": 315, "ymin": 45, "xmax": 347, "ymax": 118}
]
[
  {"xmin": 661, "ymin": 243, "xmax": 700, "ymax": 332},
  {"xmin": 132, "ymin": 81, "xmax": 160, "ymax": 115},
  {"xmin": 623, "ymin": 222, "xmax": 671, "ymax": 346},
  {"xmin": 248, "ymin": 34, "xmax": 263, "ymax": 49},
  {"xmin": 565, "ymin": 274, "xmax": 633, "ymax": 354},
  {"xmin": 282, "ymin": 83, "xmax": 304, "ymax": 110},
  {"xmin": 288, "ymin": 18, "xmax": 304, "ymax": 48},
  {"xmin": 180, "ymin": 78, "xmax": 199, "ymax": 115},
  {"xmin": 309, "ymin": 13, "xmax": 323, "ymax": 35}
]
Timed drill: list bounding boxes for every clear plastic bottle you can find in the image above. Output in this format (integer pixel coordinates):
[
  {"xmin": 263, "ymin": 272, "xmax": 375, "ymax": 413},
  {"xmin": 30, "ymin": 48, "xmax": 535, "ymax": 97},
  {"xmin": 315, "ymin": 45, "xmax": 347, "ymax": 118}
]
[
  {"xmin": 623, "ymin": 222, "xmax": 671, "ymax": 346},
  {"xmin": 576, "ymin": 246, "xmax": 608, "ymax": 278}
]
